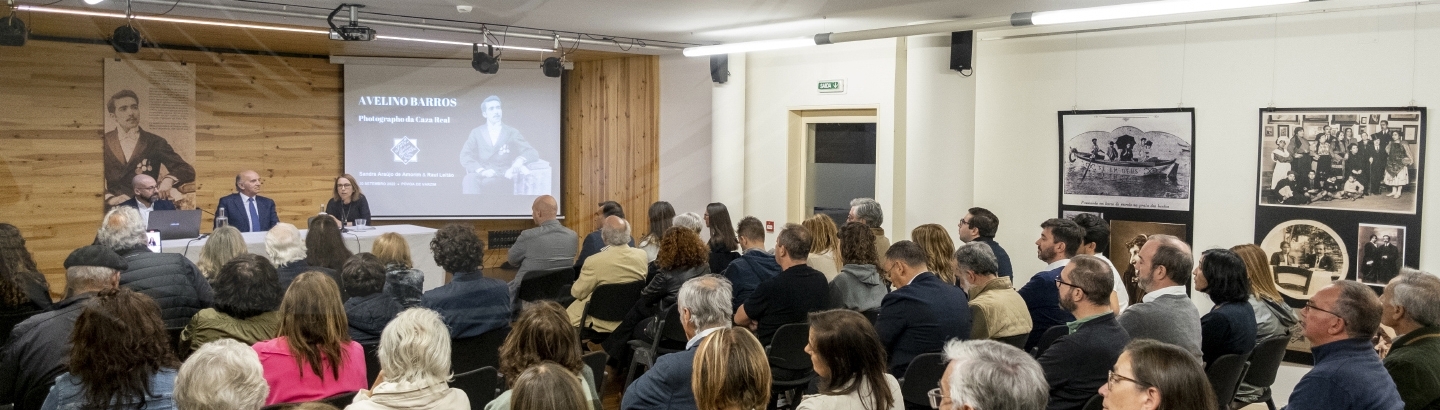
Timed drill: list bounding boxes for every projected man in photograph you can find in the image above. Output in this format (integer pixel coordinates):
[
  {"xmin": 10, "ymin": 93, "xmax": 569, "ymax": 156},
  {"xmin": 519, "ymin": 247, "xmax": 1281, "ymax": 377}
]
[
  {"xmin": 460, "ymin": 95, "xmax": 539, "ymax": 195},
  {"xmin": 103, "ymin": 89, "xmax": 196, "ymax": 209}
]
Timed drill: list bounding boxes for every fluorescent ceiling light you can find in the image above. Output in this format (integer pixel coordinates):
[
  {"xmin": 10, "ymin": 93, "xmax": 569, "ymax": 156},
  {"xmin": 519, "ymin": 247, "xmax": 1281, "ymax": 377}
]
[
  {"xmin": 682, "ymin": 36, "xmax": 816, "ymax": 57},
  {"xmin": 1029, "ymin": 0, "xmax": 1309, "ymax": 25},
  {"xmin": 83, "ymin": 0, "xmax": 105, "ymax": 4},
  {"xmin": 376, "ymin": 35, "xmax": 553, "ymax": 52}
]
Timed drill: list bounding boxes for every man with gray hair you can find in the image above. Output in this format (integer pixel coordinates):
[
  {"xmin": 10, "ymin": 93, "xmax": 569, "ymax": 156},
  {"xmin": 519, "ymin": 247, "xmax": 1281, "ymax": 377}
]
[
  {"xmin": 955, "ymin": 242, "xmax": 1031, "ymax": 342},
  {"xmin": 568, "ymin": 215, "xmax": 647, "ymax": 333},
  {"xmin": 848, "ymin": 198, "xmax": 891, "ymax": 265},
  {"xmin": 0, "ymin": 245, "xmax": 125, "ymax": 406},
  {"xmin": 623, "ymin": 275, "xmax": 734, "ymax": 410},
  {"xmin": 1287, "ymin": 280, "xmax": 1404, "ymax": 410},
  {"xmin": 97, "ymin": 206, "xmax": 213, "ymax": 328},
  {"xmin": 935, "ymin": 339, "xmax": 1048, "ymax": 410},
  {"xmin": 174, "ymin": 338, "xmax": 269, "ymax": 410},
  {"xmin": 1381, "ymin": 269, "xmax": 1440, "ymax": 410},
  {"xmin": 1117, "ymin": 234, "xmax": 1201, "ymax": 357}
]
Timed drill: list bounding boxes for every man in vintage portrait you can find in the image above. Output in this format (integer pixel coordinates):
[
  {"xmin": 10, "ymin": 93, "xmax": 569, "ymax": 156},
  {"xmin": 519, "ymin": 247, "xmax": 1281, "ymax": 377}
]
[
  {"xmin": 1373, "ymin": 120, "xmax": 1392, "ymax": 146},
  {"xmin": 103, "ymin": 89, "xmax": 196, "ymax": 209},
  {"xmin": 459, "ymin": 95, "xmax": 540, "ymax": 195},
  {"xmin": 1106, "ymin": 141, "xmax": 1118, "ymax": 161},
  {"xmin": 1361, "ymin": 234, "xmax": 1381, "ymax": 282},
  {"xmin": 1376, "ymin": 235, "xmax": 1402, "ymax": 284}
]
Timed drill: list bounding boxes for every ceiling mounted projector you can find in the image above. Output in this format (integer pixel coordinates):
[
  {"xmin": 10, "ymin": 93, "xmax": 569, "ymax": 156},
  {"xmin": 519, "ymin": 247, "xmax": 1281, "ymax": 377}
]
[
  {"xmin": 541, "ymin": 57, "xmax": 562, "ymax": 78},
  {"xmin": 472, "ymin": 44, "xmax": 499, "ymax": 74},
  {"xmin": 327, "ymin": 4, "xmax": 375, "ymax": 41},
  {"xmin": 0, "ymin": 14, "xmax": 26, "ymax": 47},
  {"xmin": 111, "ymin": 25, "xmax": 142, "ymax": 53}
]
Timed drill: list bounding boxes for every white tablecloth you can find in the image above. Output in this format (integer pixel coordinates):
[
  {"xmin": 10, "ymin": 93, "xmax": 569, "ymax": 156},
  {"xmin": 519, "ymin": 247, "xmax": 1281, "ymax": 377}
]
[{"xmin": 160, "ymin": 224, "xmax": 445, "ymax": 291}]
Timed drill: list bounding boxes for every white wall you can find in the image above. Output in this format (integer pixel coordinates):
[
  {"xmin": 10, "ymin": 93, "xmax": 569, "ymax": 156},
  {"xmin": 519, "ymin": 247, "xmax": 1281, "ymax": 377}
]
[
  {"xmin": 904, "ymin": 34, "xmax": 976, "ymax": 241},
  {"xmin": 659, "ymin": 54, "xmax": 714, "ymax": 216}
]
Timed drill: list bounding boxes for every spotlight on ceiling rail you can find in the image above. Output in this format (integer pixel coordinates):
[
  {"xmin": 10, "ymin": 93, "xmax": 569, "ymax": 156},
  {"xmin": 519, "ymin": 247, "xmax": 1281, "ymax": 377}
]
[{"xmin": 327, "ymin": 4, "xmax": 375, "ymax": 41}]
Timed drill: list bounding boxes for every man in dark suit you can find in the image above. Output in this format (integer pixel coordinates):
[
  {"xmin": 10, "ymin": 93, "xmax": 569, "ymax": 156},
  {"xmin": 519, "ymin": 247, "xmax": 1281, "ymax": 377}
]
[
  {"xmin": 103, "ymin": 90, "xmax": 195, "ymax": 210},
  {"xmin": 622, "ymin": 275, "xmax": 733, "ymax": 410},
  {"xmin": 874, "ymin": 240, "xmax": 972, "ymax": 377},
  {"xmin": 1018, "ymin": 218, "xmax": 1084, "ymax": 350},
  {"xmin": 1038, "ymin": 255, "xmax": 1131, "ymax": 410},
  {"xmin": 460, "ymin": 95, "xmax": 540, "ymax": 195},
  {"xmin": 118, "ymin": 174, "xmax": 177, "ymax": 226},
  {"xmin": 215, "ymin": 170, "xmax": 278, "ymax": 233}
]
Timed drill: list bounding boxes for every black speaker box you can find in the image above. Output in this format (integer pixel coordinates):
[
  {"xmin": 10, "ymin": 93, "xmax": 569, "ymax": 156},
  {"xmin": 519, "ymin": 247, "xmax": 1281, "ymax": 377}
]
[
  {"xmin": 111, "ymin": 25, "xmax": 142, "ymax": 54},
  {"xmin": 709, "ymin": 54, "xmax": 728, "ymax": 84},
  {"xmin": 0, "ymin": 15, "xmax": 26, "ymax": 47},
  {"xmin": 541, "ymin": 57, "xmax": 562, "ymax": 78},
  {"xmin": 950, "ymin": 30, "xmax": 973, "ymax": 72}
]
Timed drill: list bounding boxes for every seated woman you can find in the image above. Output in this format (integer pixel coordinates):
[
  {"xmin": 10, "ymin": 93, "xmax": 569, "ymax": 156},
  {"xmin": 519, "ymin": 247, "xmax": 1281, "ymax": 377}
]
[
  {"xmin": 803, "ymin": 215, "xmax": 843, "ymax": 281},
  {"xmin": 341, "ymin": 253, "xmax": 404, "ymax": 345},
  {"xmin": 0, "ymin": 223, "xmax": 54, "ymax": 312},
  {"xmin": 325, "ymin": 174, "xmax": 371, "ymax": 227},
  {"xmin": 42, "ymin": 288, "xmax": 180, "ymax": 409},
  {"xmin": 510, "ymin": 362, "xmax": 588, "ymax": 410},
  {"xmin": 797, "ymin": 310, "xmax": 901, "ymax": 410},
  {"xmin": 636, "ymin": 201, "xmax": 676, "ymax": 262},
  {"xmin": 305, "ymin": 215, "xmax": 353, "ymax": 274},
  {"xmin": 372, "ymin": 233, "xmax": 422, "ymax": 308},
  {"xmin": 1099, "ymin": 339, "xmax": 1216, "ymax": 410},
  {"xmin": 487, "ymin": 301, "xmax": 600, "ymax": 410},
  {"xmin": 174, "ymin": 338, "xmax": 269, "ymax": 410},
  {"xmin": 348, "ymin": 308, "xmax": 470, "ymax": 410},
  {"xmin": 1194, "ymin": 249, "xmax": 1258, "ymax": 367},
  {"xmin": 602, "ymin": 226, "xmax": 709, "ymax": 368},
  {"xmin": 254, "ymin": 272, "xmax": 367, "ymax": 405},
  {"xmin": 182, "ymin": 254, "xmax": 284, "ymax": 352},
  {"xmin": 197, "ymin": 225, "xmax": 247, "ymax": 279},
  {"xmin": 830, "ymin": 222, "xmax": 885, "ymax": 314},
  {"xmin": 691, "ymin": 327, "xmax": 770, "ymax": 410}
]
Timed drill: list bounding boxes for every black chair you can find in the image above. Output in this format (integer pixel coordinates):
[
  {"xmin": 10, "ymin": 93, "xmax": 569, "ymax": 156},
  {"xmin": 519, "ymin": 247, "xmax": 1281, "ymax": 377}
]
[
  {"xmin": 17, "ymin": 382, "xmax": 53, "ymax": 410},
  {"xmin": 767, "ymin": 323, "xmax": 815, "ymax": 408},
  {"xmin": 582, "ymin": 351, "xmax": 609, "ymax": 396},
  {"xmin": 995, "ymin": 334, "xmax": 1028, "ymax": 351},
  {"xmin": 1032, "ymin": 325, "xmax": 1068, "ymax": 358},
  {"xmin": 1206, "ymin": 353, "xmax": 1250, "ymax": 410},
  {"xmin": 362, "ymin": 342, "xmax": 382, "ymax": 386},
  {"xmin": 1235, "ymin": 336, "xmax": 1290, "ymax": 410},
  {"xmin": 0, "ymin": 309, "xmax": 40, "ymax": 347},
  {"xmin": 861, "ymin": 309, "xmax": 880, "ymax": 326},
  {"xmin": 900, "ymin": 352, "xmax": 947, "ymax": 410},
  {"xmin": 1083, "ymin": 394, "xmax": 1105, "ymax": 410},
  {"xmin": 1273, "ymin": 266, "xmax": 1314, "ymax": 294},
  {"xmin": 452, "ymin": 326, "xmax": 511, "ymax": 374},
  {"xmin": 625, "ymin": 305, "xmax": 690, "ymax": 387},
  {"xmin": 452, "ymin": 366, "xmax": 500, "ymax": 409},
  {"xmin": 577, "ymin": 281, "xmax": 647, "ymax": 343},
  {"xmin": 516, "ymin": 267, "xmax": 577, "ymax": 303}
]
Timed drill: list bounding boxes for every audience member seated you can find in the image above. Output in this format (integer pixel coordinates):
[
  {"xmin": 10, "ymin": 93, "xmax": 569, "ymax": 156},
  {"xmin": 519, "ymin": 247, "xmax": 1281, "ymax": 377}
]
[
  {"xmin": 1017, "ymin": 218, "xmax": 1082, "ymax": 350},
  {"xmin": 691, "ymin": 327, "xmax": 770, "ymax": 410},
  {"xmin": 735, "ymin": 223, "xmax": 830, "ymax": 345},
  {"xmin": 1193, "ymin": 249, "xmax": 1257, "ymax": 367},
  {"xmin": 575, "ymin": 201, "xmax": 632, "ymax": 272},
  {"xmin": 1099, "ymin": 339, "xmax": 1216, "ymax": 410},
  {"xmin": 956, "ymin": 207, "xmax": 1013, "ymax": 278},
  {"xmin": 721, "ymin": 216, "xmax": 780, "ymax": 310},
  {"xmin": 936, "ymin": 340, "xmax": 1047, "ymax": 410},
  {"xmin": 954, "ymin": 242, "xmax": 1031, "ymax": 341},
  {"xmin": 421, "ymin": 224, "xmax": 510, "ymax": 339},
  {"xmin": 829, "ymin": 222, "xmax": 885, "ymax": 314},
  {"xmin": 622, "ymin": 275, "xmax": 733, "ymax": 410},
  {"xmin": 1286, "ymin": 281, "xmax": 1404, "ymax": 410},
  {"xmin": 373, "ymin": 233, "xmax": 423, "ymax": 307},
  {"xmin": 304, "ymin": 216, "xmax": 352, "ymax": 275},
  {"xmin": 1119, "ymin": 234, "xmax": 1202, "ymax": 357},
  {"xmin": 506, "ymin": 195, "xmax": 579, "ymax": 300},
  {"xmin": 568, "ymin": 216, "xmax": 646, "ymax": 332},
  {"xmin": 254, "ymin": 272, "xmax": 366, "ymax": 405},
  {"xmin": 911, "ymin": 223, "xmax": 959, "ymax": 285},
  {"xmin": 174, "ymin": 338, "xmax": 269, "ymax": 410},
  {"xmin": 0, "ymin": 246, "xmax": 123, "ymax": 408},
  {"xmin": 673, "ymin": 212, "xmax": 704, "ymax": 234},
  {"xmin": 349, "ymin": 308, "xmax": 470, "ymax": 410},
  {"xmin": 1069, "ymin": 213, "xmax": 1129, "ymax": 311},
  {"xmin": 98, "ymin": 206, "xmax": 213, "ymax": 328},
  {"xmin": 509, "ymin": 363, "xmax": 588, "ymax": 410},
  {"xmin": 0, "ymin": 224, "xmax": 52, "ymax": 322},
  {"xmin": 267, "ymin": 223, "xmax": 317, "ymax": 290},
  {"xmin": 874, "ymin": 241, "xmax": 970, "ymax": 377},
  {"xmin": 324, "ymin": 174, "xmax": 370, "ymax": 227},
  {"xmin": 703, "ymin": 203, "xmax": 740, "ymax": 274},
  {"xmin": 1381, "ymin": 269, "xmax": 1440, "ymax": 410},
  {"xmin": 1231, "ymin": 243, "xmax": 1298, "ymax": 402},
  {"xmin": 489, "ymin": 301, "xmax": 599, "ymax": 410},
  {"xmin": 637, "ymin": 201, "xmax": 676, "ymax": 262},
  {"xmin": 1038, "ymin": 255, "xmax": 1130, "ymax": 410},
  {"xmin": 802, "ymin": 214, "xmax": 843, "ymax": 281},
  {"xmin": 182, "ymin": 254, "xmax": 284, "ymax": 352},
  {"xmin": 197, "ymin": 225, "xmax": 247, "ymax": 279},
  {"xmin": 342, "ymin": 253, "xmax": 404, "ymax": 345},
  {"xmin": 603, "ymin": 226, "xmax": 709, "ymax": 366},
  {"xmin": 796, "ymin": 309, "xmax": 901, "ymax": 410},
  {"xmin": 42, "ymin": 288, "xmax": 180, "ymax": 409},
  {"xmin": 848, "ymin": 198, "xmax": 890, "ymax": 266},
  {"xmin": 371, "ymin": 232, "xmax": 413, "ymax": 270}
]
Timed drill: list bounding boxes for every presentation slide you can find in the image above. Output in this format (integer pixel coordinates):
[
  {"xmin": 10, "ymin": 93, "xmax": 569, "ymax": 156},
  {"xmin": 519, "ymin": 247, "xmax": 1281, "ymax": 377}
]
[{"xmin": 344, "ymin": 63, "xmax": 561, "ymax": 219}]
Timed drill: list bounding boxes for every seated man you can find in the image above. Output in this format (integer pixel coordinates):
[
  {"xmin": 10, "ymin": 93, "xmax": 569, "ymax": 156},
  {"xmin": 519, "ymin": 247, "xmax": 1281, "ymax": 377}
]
[
  {"xmin": 567, "ymin": 216, "xmax": 647, "ymax": 333},
  {"xmin": 573, "ymin": 201, "xmax": 632, "ymax": 272},
  {"xmin": 0, "ymin": 246, "xmax": 125, "ymax": 406},
  {"xmin": 215, "ymin": 170, "xmax": 278, "ymax": 233},
  {"xmin": 621, "ymin": 275, "xmax": 733, "ymax": 410},
  {"xmin": 721, "ymin": 216, "xmax": 780, "ymax": 310},
  {"xmin": 1288, "ymin": 281, "xmax": 1404, "ymax": 410},
  {"xmin": 938, "ymin": 339, "xmax": 1048, "ymax": 410},
  {"xmin": 421, "ymin": 224, "xmax": 512, "ymax": 339},
  {"xmin": 460, "ymin": 95, "xmax": 540, "ymax": 196},
  {"xmin": 1119, "ymin": 234, "xmax": 1202, "ymax": 358},
  {"xmin": 874, "ymin": 240, "xmax": 971, "ymax": 377},
  {"xmin": 97, "ymin": 206, "xmax": 213, "ymax": 328},
  {"xmin": 119, "ymin": 174, "xmax": 176, "ymax": 226},
  {"xmin": 1381, "ymin": 269, "xmax": 1440, "ymax": 410},
  {"xmin": 1018, "ymin": 218, "xmax": 1083, "ymax": 350},
  {"xmin": 1038, "ymin": 255, "xmax": 1131, "ymax": 410},
  {"xmin": 954, "ymin": 242, "xmax": 1031, "ymax": 341},
  {"xmin": 734, "ymin": 223, "xmax": 829, "ymax": 345},
  {"xmin": 506, "ymin": 195, "xmax": 579, "ymax": 301}
]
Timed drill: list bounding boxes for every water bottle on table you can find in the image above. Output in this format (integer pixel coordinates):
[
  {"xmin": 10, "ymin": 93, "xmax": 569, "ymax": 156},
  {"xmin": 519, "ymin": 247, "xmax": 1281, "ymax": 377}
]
[{"xmin": 216, "ymin": 207, "xmax": 229, "ymax": 227}]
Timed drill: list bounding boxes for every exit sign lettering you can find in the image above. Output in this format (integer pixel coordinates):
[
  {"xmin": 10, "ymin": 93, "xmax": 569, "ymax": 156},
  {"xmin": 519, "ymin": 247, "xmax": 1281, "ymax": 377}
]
[{"xmin": 818, "ymin": 79, "xmax": 845, "ymax": 94}]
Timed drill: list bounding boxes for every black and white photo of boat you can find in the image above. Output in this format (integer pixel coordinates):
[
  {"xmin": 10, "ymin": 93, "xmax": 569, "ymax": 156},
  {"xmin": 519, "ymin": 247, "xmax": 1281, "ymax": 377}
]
[{"xmin": 1060, "ymin": 109, "xmax": 1194, "ymax": 211}]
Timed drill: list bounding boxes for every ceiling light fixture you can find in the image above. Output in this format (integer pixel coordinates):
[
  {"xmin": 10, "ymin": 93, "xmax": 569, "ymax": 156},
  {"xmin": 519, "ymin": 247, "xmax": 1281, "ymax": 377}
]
[
  {"xmin": 1018, "ymin": 0, "xmax": 1309, "ymax": 25},
  {"xmin": 84, "ymin": 0, "xmax": 104, "ymax": 4},
  {"xmin": 681, "ymin": 36, "xmax": 817, "ymax": 57}
]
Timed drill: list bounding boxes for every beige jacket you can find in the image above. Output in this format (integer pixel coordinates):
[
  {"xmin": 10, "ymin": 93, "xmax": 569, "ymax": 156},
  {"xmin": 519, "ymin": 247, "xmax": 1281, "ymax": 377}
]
[
  {"xmin": 967, "ymin": 277, "xmax": 1033, "ymax": 340},
  {"xmin": 346, "ymin": 381, "xmax": 470, "ymax": 410},
  {"xmin": 567, "ymin": 244, "xmax": 648, "ymax": 332}
]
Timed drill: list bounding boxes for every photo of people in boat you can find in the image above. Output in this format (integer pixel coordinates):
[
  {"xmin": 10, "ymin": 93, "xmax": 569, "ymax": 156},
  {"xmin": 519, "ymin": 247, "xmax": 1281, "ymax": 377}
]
[
  {"xmin": 1257, "ymin": 110, "xmax": 1424, "ymax": 214},
  {"xmin": 1061, "ymin": 110, "xmax": 1194, "ymax": 211},
  {"xmin": 1355, "ymin": 224, "xmax": 1405, "ymax": 286},
  {"xmin": 1259, "ymin": 219, "xmax": 1348, "ymax": 300}
]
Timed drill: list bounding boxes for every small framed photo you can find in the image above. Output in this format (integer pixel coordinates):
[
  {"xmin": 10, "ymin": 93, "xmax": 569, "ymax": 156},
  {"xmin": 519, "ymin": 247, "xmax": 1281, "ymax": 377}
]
[
  {"xmin": 1360, "ymin": 116, "xmax": 1369, "ymax": 124},
  {"xmin": 1405, "ymin": 125, "xmax": 1419, "ymax": 142},
  {"xmin": 1278, "ymin": 125, "xmax": 1290, "ymax": 138},
  {"xmin": 1370, "ymin": 114, "xmax": 1383, "ymax": 123},
  {"xmin": 1266, "ymin": 126, "xmax": 1275, "ymax": 137}
]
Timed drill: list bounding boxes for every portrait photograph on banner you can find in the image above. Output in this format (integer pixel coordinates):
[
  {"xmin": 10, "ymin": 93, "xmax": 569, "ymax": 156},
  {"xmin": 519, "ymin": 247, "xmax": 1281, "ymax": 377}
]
[
  {"xmin": 1059, "ymin": 109, "xmax": 1194, "ymax": 212},
  {"xmin": 1258, "ymin": 219, "xmax": 1348, "ymax": 301},
  {"xmin": 1355, "ymin": 223, "xmax": 1405, "ymax": 285},
  {"xmin": 1106, "ymin": 220, "xmax": 1187, "ymax": 304},
  {"xmin": 1256, "ymin": 109, "xmax": 1424, "ymax": 214},
  {"xmin": 102, "ymin": 59, "xmax": 198, "ymax": 211}
]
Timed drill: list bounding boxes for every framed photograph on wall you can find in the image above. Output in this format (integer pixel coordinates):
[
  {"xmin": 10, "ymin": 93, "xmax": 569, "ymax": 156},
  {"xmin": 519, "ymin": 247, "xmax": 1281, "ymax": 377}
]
[
  {"xmin": 1356, "ymin": 224, "xmax": 1405, "ymax": 285},
  {"xmin": 1257, "ymin": 108, "xmax": 1426, "ymax": 215},
  {"xmin": 1405, "ymin": 125, "xmax": 1419, "ymax": 142},
  {"xmin": 1390, "ymin": 113, "xmax": 1420, "ymax": 122},
  {"xmin": 1278, "ymin": 125, "xmax": 1290, "ymax": 138},
  {"xmin": 1059, "ymin": 109, "xmax": 1195, "ymax": 211},
  {"xmin": 1270, "ymin": 114, "xmax": 1300, "ymax": 123}
]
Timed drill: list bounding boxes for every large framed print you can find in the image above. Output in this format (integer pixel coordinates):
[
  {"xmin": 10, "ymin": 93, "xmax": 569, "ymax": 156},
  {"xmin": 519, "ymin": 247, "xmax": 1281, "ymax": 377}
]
[
  {"xmin": 1060, "ymin": 109, "xmax": 1194, "ymax": 212},
  {"xmin": 1256, "ymin": 108, "xmax": 1424, "ymax": 214}
]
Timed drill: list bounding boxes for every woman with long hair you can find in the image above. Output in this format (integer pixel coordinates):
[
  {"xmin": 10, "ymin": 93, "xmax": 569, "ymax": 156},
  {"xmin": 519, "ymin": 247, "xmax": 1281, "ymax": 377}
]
[
  {"xmin": 910, "ymin": 224, "xmax": 958, "ymax": 285},
  {"xmin": 0, "ymin": 223, "xmax": 52, "ymax": 313},
  {"xmin": 370, "ymin": 232, "xmax": 413, "ymax": 270},
  {"xmin": 182, "ymin": 254, "xmax": 284, "ymax": 352},
  {"xmin": 1193, "ymin": 249, "xmax": 1257, "ymax": 366},
  {"xmin": 43, "ymin": 288, "xmax": 181, "ymax": 409},
  {"xmin": 253, "ymin": 272, "xmax": 366, "ymax": 405},
  {"xmin": 1229, "ymin": 243, "xmax": 1298, "ymax": 403},
  {"xmin": 637, "ymin": 201, "xmax": 677, "ymax": 262},
  {"xmin": 798, "ymin": 310, "xmax": 901, "ymax": 410},
  {"xmin": 305, "ymin": 215, "xmax": 353, "ymax": 272},
  {"xmin": 509, "ymin": 362, "xmax": 588, "ymax": 410},
  {"xmin": 692, "ymin": 327, "xmax": 770, "ymax": 410},
  {"xmin": 1099, "ymin": 339, "xmax": 1216, "ymax": 410},
  {"xmin": 831, "ymin": 222, "xmax": 885, "ymax": 314},
  {"xmin": 1121, "ymin": 234, "xmax": 1148, "ymax": 302},
  {"xmin": 802, "ymin": 215, "xmax": 843, "ymax": 281},
  {"xmin": 705, "ymin": 203, "xmax": 740, "ymax": 273},
  {"xmin": 325, "ymin": 174, "xmax": 371, "ymax": 227},
  {"xmin": 197, "ymin": 225, "xmax": 248, "ymax": 279},
  {"xmin": 488, "ymin": 301, "xmax": 599, "ymax": 410},
  {"xmin": 348, "ymin": 308, "xmax": 469, "ymax": 410}
]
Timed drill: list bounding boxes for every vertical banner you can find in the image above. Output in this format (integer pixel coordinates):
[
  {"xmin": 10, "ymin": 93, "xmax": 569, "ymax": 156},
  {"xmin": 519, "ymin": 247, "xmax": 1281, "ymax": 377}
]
[{"xmin": 102, "ymin": 59, "xmax": 198, "ymax": 211}]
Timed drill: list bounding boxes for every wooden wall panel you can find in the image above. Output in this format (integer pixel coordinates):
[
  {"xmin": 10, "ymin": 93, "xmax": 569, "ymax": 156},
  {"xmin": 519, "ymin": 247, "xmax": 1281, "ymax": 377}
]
[{"xmin": 563, "ymin": 56, "xmax": 661, "ymax": 240}]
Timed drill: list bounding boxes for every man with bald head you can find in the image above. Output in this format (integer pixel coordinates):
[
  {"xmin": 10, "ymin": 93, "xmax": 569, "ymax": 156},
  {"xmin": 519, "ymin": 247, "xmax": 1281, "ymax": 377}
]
[
  {"xmin": 119, "ymin": 174, "xmax": 177, "ymax": 226},
  {"xmin": 506, "ymin": 195, "xmax": 579, "ymax": 302},
  {"xmin": 215, "ymin": 170, "xmax": 279, "ymax": 232},
  {"xmin": 567, "ymin": 215, "xmax": 646, "ymax": 333}
]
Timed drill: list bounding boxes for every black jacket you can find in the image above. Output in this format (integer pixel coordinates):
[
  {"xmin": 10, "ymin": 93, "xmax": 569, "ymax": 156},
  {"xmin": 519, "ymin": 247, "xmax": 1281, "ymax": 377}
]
[
  {"xmin": 277, "ymin": 260, "xmax": 339, "ymax": 295},
  {"xmin": 116, "ymin": 245, "xmax": 214, "ymax": 328},
  {"xmin": 1037, "ymin": 312, "xmax": 1131, "ymax": 410},
  {"xmin": 639, "ymin": 265, "xmax": 710, "ymax": 315},
  {"xmin": 0, "ymin": 293, "xmax": 94, "ymax": 408},
  {"xmin": 344, "ymin": 292, "xmax": 405, "ymax": 345}
]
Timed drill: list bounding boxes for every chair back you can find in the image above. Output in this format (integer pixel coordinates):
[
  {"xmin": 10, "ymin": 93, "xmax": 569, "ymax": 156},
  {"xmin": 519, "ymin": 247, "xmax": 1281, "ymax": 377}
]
[
  {"xmin": 516, "ymin": 267, "xmax": 577, "ymax": 302},
  {"xmin": 452, "ymin": 326, "xmax": 511, "ymax": 374},
  {"xmin": 1032, "ymin": 325, "xmax": 1069, "ymax": 357},
  {"xmin": 659, "ymin": 304, "xmax": 689, "ymax": 346},
  {"xmin": 766, "ymin": 323, "xmax": 813, "ymax": 372},
  {"xmin": 320, "ymin": 391, "xmax": 358, "ymax": 408},
  {"xmin": 900, "ymin": 352, "xmax": 948, "ymax": 408},
  {"xmin": 580, "ymin": 280, "xmax": 647, "ymax": 327},
  {"xmin": 1243, "ymin": 336, "xmax": 1290, "ymax": 389},
  {"xmin": 1083, "ymin": 394, "xmax": 1105, "ymax": 410},
  {"xmin": 1206, "ymin": 353, "xmax": 1250, "ymax": 408},
  {"xmin": 995, "ymin": 333, "xmax": 1028, "ymax": 351},
  {"xmin": 453, "ymin": 366, "xmax": 500, "ymax": 409},
  {"xmin": 583, "ymin": 351, "xmax": 608, "ymax": 396},
  {"xmin": 0, "ymin": 309, "xmax": 39, "ymax": 347},
  {"xmin": 1273, "ymin": 266, "xmax": 1313, "ymax": 294},
  {"xmin": 362, "ymin": 342, "xmax": 382, "ymax": 386},
  {"xmin": 862, "ymin": 309, "xmax": 880, "ymax": 326}
]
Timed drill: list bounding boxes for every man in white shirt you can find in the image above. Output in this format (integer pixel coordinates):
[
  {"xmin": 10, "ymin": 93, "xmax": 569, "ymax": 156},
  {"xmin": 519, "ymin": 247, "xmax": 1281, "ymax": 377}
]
[
  {"xmin": 1068, "ymin": 213, "xmax": 1130, "ymax": 312},
  {"xmin": 1118, "ymin": 234, "xmax": 1203, "ymax": 357}
]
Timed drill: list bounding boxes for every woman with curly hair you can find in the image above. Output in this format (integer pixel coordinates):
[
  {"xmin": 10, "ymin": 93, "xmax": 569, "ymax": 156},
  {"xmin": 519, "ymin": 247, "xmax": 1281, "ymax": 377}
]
[
  {"xmin": 1120, "ymin": 234, "xmax": 1148, "ymax": 303},
  {"xmin": 692, "ymin": 327, "xmax": 770, "ymax": 410},
  {"xmin": 253, "ymin": 272, "xmax": 366, "ymax": 405},
  {"xmin": 181, "ymin": 254, "xmax": 284, "ymax": 353},
  {"xmin": 0, "ymin": 223, "xmax": 52, "ymax": 312},
  {"xmin": 420, "ymin": 224, "xmax": 509, "ymax": 339},
  {"xmin": 910, "ymin": 224, "xmax": 958, "ymax": 285},
  {"xmin": 42, "ymin": 287, "xmax": 181, "ymax": 409},
  {"xmin": 830, "ymin": 222, "xmax": 885, "ymax": 314},
  {"xmin": 197, "ymin": 225, "xmax": 247, "ymax": 279},
  {"xmin": 803, "ymin": 215, "xmax": 843, "ymax": 281},
  {"xmin": 602, "ymin": 226, "xmax": 710, "ymax": 368},
  {"xmin": 305, "ymin": 215, "xmax": 353, "ymax": 273},
  {"xmin": 486, "ymin": 301, "xmax": 599, "ymax": 410}
]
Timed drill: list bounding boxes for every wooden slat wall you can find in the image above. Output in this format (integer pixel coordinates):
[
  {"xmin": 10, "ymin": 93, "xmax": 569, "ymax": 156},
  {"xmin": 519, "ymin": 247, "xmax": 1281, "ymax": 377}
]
[{"xmin": 0, "ymin": 40, "xmax": 660, "ymax": 298}]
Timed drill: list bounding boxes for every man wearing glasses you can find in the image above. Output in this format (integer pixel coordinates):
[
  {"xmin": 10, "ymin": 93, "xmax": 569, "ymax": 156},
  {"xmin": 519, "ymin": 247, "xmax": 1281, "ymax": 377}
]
[
  {"xmin": 1286, "ymin": 281, "xmax": 1404, "ymax": 410},
  {"xmin": 956, "ymin": 207, "xmax": 1013, "ymax": 278},
  {"xmin": 118, "ymin": 174, "xmax": 176, "ymax": 226},
  {"xmin": 1035, "ymin": 255, "xmax": 1132, "ymax": 410}
]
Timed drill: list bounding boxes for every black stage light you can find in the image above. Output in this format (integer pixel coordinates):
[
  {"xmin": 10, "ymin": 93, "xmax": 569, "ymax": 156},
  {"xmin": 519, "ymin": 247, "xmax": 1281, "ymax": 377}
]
[
  {"xmin": 541, "ymin": 57, "xmax": 562, "ymax": 78},
  {"xmin": 0, "ymin": 14, "xmax": 26, "ymax": 47},
  {"xmin": 111, "ymin": 25, "xmax": 142, "ymax": 53},
  {"xmin": 472, "ymin": 44, "xmax": 499, "ymax": 74}
]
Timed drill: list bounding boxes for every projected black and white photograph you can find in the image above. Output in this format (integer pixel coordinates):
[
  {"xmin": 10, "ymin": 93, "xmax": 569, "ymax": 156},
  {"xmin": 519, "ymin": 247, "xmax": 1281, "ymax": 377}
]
[
  {"xmin": 1259, "ymin": 219, "xmax": 1347, "ymax": 299},
  {"xmin": 1356, "ymin": 224, "xmax": 1406, "ymax": 285},
  {"xmin": 1060, "ymin": 109, "xmax": 1194, "ymax": 211},
  {"xmin": 1257, "ymin": 109, "xmax": 1426, "ymax": 214}
]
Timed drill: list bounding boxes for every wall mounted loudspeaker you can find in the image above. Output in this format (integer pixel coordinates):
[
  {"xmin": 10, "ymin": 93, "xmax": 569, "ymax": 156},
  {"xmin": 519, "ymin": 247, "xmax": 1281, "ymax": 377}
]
[
  {"xmin": 111, "ymin": 25, "xmax": 142, "ymax": 53},
  {"xmin": 541, "ymin": 57, "xmax": 562, "ymax": 78},
  {"xmin": 709, "ymin": 54, "xmax": 728, "ymax": 84},
  {"xmin": 472, "ymin": 44, "xmax": 499, "ymax": 74},
  {"xmin": 0, "ymin": 15, "xmax": 26, "ymax": 47},
  {"xmin": 950, "ymin": 31, "xmax": 973, "ymax": 72}
]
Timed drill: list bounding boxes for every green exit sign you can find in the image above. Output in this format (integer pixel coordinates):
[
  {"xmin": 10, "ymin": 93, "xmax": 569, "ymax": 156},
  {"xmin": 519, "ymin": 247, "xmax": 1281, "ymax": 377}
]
[{"xmin": 818, "ymin": 79, "xmax": 845, "ymax": 93}]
